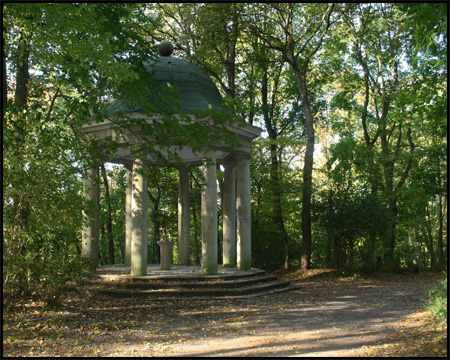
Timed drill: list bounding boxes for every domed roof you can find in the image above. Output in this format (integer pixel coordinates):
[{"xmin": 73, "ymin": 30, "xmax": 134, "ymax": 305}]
[
  {"xmin": 145, "ymin": 56, "xmax": 224, "ymax": 111},
  {"xmin": 105, "ymin": 42, "xmax": 224, "ymax": 115}
]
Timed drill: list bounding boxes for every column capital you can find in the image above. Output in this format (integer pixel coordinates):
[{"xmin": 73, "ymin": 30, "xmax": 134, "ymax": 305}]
[
  {"xmin": 223, "ymin": 154, "xmax": 237, "ymax": 166},
  {"xmin": 235, "ymin": 153, "xmax": 251, "ymax": 161},
  {"xmin": 124, "ymin": 162, "xmax": 133, "ymax": 171},
  {"xmin": 202, "ymin": 149, "xmax": 217, "ymax": 161}
]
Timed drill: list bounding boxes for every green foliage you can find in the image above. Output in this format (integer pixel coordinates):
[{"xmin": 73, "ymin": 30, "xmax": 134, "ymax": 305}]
[
  {"xmin": 3, "ymin": 128, "xmax": 87, "ymax": 305},
  {"xmin": 427, "ymin": 274, "xmax": 447, "ymax": 323},
  {"xmin": 252, "ymin": 214, "xmax": 286, "ymax": 271},
  {"xmin": 3, "ymin": 3, "xmax": 155, "ymax": 305}
]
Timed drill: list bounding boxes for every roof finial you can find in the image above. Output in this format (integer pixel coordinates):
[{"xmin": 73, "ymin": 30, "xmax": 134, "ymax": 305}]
[{"xmin": 158, "ymin": 41, "xmax": 174, "ymax": 57}]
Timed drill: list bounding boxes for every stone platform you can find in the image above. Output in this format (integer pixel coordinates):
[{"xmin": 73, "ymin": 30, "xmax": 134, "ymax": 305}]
[{"xmin": 83, "ymin": 264, "xmax": 296, "ymax": 300}]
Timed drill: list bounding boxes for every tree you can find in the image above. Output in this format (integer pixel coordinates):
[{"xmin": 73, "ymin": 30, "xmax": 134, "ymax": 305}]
[
  {"xmin": 339, "ymin": 3, "xmax": 446, "ymax": 267},
  {"xmin": 3, "ymin": 3, "xmax": 157, "ymax": 303},
  {"xmin": 245, "ymin": 3, "xmax": 349, "ymax": 269}
]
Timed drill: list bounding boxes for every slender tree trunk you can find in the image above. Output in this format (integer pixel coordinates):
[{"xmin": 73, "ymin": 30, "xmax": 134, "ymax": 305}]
[
  {"xmin": 248, "ymin": 62, "xmax": 255, "ymax": 125},
  {"xmin": 101, "ymin": 165, "xmax": 114, "ymax": 265},
  {"xmin": 225, "ymin": 3, "xmax": 239, "ymax": 99},
  {"xmin": 100, "ymin": 223, "xmax": 105, "ymax": 265},
  {"xmin": 291, "ymin": 69, "xmax": 315, "ymax": 270},
  {"xmin": 148, "ymin": 186, "xmax": 162, "ymax": 263},
  {"xmin": 15, "ymin": 29, "xmax": 30, "ymax": 111},
  {"xmin": 261, "ymin": 67, "xmax": 289, "ymax": 269},
  {"xmin": 13, "ymin": 27, "xmax": 31, "ymax": 230},
  {"xmin": 191, "ymin": 180, "xmax": 201, "ymax": 265},
  {"xmin": 436, "ymin": 153, "xmax": 445, "ymax": 270},
  {"xmin": 270, "ymin": 144, "xmax": 289, "ymax": 269},
  {"xmin": 425, "ymin": 205, "xmax": 436, "ymax": 270},
  {"xmin": 3, "ymin": 22, "xmax": 7, "ymax": 108},
  {"xmin": 436, "ymin": 195, "xmax": 445, "ymax": 269}
]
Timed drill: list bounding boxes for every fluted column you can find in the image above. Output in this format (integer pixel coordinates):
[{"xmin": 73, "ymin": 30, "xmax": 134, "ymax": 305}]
[
  {"xmin": 131, "ymin": 158, "xmax": 148, "ymax": 276},
  {"xmin": 201, "ymin": 150, "xmax": 218, "ymax": 275},
  {"xmin": 178, "ymin": 166, "xmax": 190, "ymax": 265},
  {"xmin": 237, "ymin": 156, "xmax": 251, "ymax": 270},
  {"xmin": 223, "ymin": 160, "xmax": 236, "ymax": 267},
  {"xmin": 82, "ymin": 166, "xmax": 100, "ymax": 271},
  {"xmin": 124, "ymin": 164, "xmax": 133, "ymax": 265}
]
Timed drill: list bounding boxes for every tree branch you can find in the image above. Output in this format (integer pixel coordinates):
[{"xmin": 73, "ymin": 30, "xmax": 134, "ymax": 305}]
[
  {"xmin": 395, "ymin": 126, "xmax": 414, "ymax": 191},
  {"xmin": 45, "ymin": 88, "xmax": 61, "ymax": 122},
  {"xmin": 303, "ymin": 4, "xmax": 335, "ymax": 71}
]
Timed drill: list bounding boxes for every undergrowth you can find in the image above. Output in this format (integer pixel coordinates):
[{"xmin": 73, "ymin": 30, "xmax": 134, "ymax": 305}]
[{"xmin": 427, "ymin": 272, "xmax": 447, "ymax": 325}]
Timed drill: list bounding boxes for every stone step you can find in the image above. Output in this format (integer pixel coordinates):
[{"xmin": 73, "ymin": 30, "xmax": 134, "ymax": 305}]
[
  {"xmin": 81, "ymin": 265, "xmax": 296, "ymax": 300},
  {"xmin": 84, "ymin": 274, "xmax": 279, "ymax": 290},
  {"xmin": 88, "ymin": 268, "xmax": 267, "ymax": 282},
  {"xmin": 86, "ymin": 279, "xmax": 292, "ymax": 299}
]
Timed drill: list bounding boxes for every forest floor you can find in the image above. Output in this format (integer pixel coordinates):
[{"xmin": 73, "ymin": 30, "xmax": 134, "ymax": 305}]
[{"xmin": 2, "ymin": 269, "xmax": 447, "ymax": 357}]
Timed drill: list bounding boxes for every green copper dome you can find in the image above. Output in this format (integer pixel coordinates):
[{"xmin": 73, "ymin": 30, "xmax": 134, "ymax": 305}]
[
  {"xmin": 106, "ymin": 42, "xmax": 224, "ymax": 115},
  {"xmin": 145, "ymin": 56, "xmax": 224, "ymax": 111}
]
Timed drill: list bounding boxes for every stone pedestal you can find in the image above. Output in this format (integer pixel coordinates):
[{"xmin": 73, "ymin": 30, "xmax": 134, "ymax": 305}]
[{"xmin": 158, "ymin": 241, "xmax": 173, "ymax": 270}]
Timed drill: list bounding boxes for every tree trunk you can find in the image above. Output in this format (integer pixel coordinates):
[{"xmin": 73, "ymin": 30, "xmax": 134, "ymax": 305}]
[
  {"xmin": 12, "ymin": 27, "xmax": 31, "ymax": 230},
  {"xmin": 383, "ymin": 198, "xmax": 396, "ymax": 262},
  {"xmin": 291, "ymin": 69, "xmax": 315, "ymax": 271},
  {"xmin": 225, "ymin": 3, "xmax": 239, "ymax": 99},
  {"xmin": 425, "ymin": 205, "xmax": 436, "ymax": 270},
  {"xmin": 261, "ymin": 67, "xmax": 290, "ymax": 269},
  {"xmin": 15, "ymin": 29, "xmax": 30, "ymax": 111},
  {"xmin": 101, "ymin": 165, "xmax": 114, "ymax": 265},
  {"xmin": 271, "ymin": 143, "xmax": 289, "ymax": 269},
  {"xmin": 148, "ymin": 186, "xmax": 162, "ymax": 263},
  {"xmin": 436, "ymin": 152, "xmax": 445, "ymax": 270},
  {"xmin": 3, "ymin": 22, "xmax": 7, "ymax": 108},
  {"xmin": 436, "ymin": 194, "xmax": 445, "ymax": 269},
  {"xmin": 100, "ymin": 223, "xmax": 105, "ymax": 265},
  {"xmin": 191, "ymin": 179, "xmax": 201, "ymax": 265}
]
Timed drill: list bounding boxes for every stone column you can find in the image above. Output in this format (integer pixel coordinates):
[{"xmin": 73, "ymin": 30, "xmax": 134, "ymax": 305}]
[
  {"xmin": 131, "ymin": 158, "xmax": 148, "ymax": 276},
  {"xmin": 201, "ymin": 150, "xmax": 218, "ymax": 275},
  {"xmin": 82, "ymin": 166, "xmax": 100, "ymax": 271},
  {"xmin": 237, "ymin": 156, "xmax": 252, "ymax": 270},
  {"xmin": 223, "ymin": 160, "xmax": 236, "ymax": 267},
  {"xmin": 178, "ymin": 167, "xmax": 190, "ymax": 265},
  {"xmin": 124, "ymin": 164, "xmax": 133, "ymax": 265}
]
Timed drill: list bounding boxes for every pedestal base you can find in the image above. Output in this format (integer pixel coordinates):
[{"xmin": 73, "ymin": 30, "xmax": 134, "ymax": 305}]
[{"xmin": 157, "ymin": 241, "xmax": 173, "ymax": 270}]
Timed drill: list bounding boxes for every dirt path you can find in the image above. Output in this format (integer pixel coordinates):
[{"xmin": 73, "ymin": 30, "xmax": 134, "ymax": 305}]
[{"xmin": 3, "ymin": 270, "xmax": 446, "ymax": 357}]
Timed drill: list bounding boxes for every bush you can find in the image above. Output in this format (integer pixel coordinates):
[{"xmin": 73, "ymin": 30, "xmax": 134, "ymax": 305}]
[
  {"xmin": 3, "ymin": 228, "xmax": 87, "ymax": 307},
  {"xmin": 427, "ymin": 273, "xmax": 447, "ymax": 323}
]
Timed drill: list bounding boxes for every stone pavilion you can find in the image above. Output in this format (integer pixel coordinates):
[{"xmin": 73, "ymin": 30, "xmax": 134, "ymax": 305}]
[{"xmin": 81, "ymin": 41, "xmax": 262, "ymax": 276}]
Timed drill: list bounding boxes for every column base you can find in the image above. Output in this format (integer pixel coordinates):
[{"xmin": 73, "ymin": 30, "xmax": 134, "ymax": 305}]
[
  {"xmin": 131, "ymin": 265, "xmax": 147, "ymax": 277},
  {"xmin": 202, "ymin": 263, "xmax": 218, "ymax": 275},
  {"xmin": 223, "ymin": 262, "xmax": 237, "ymax": 267},
  {"xmin": 238, "ymin": 258, "xmax": 252, "ymax": 271}
]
